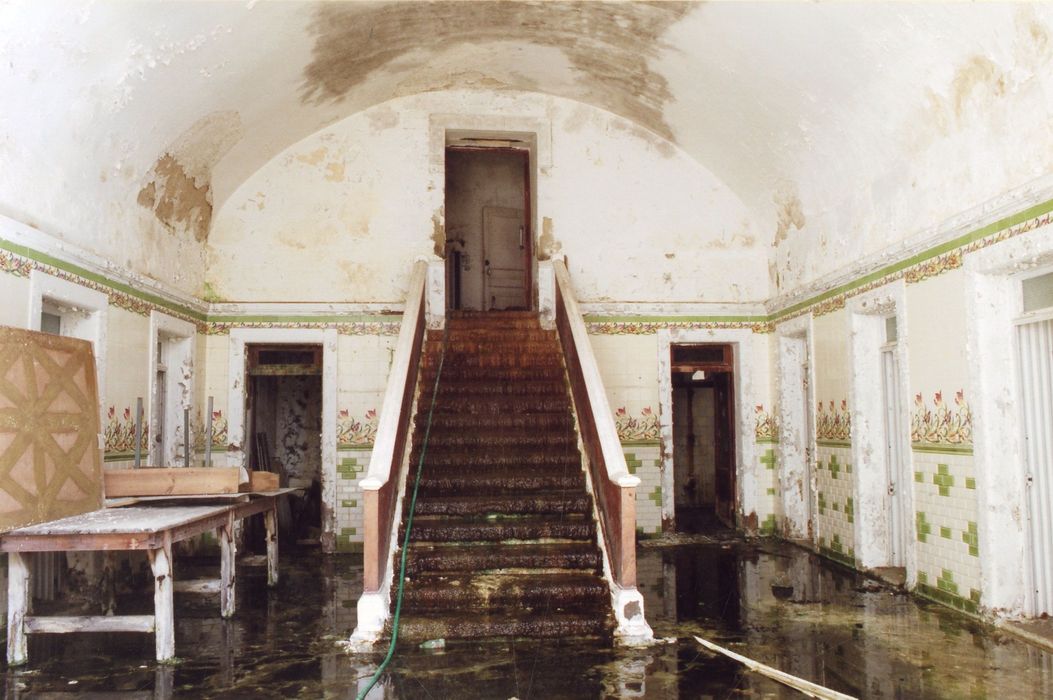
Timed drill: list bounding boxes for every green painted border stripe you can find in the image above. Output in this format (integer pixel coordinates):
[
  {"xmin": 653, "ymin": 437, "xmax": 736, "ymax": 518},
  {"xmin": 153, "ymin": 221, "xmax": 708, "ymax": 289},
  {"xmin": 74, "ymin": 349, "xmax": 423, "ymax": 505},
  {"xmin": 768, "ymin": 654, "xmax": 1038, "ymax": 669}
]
[
  {"xmin": 7, "ymin": 196, "xmax": 1053, "ymax": 331},
  {"xmin": 0, "ymin": 238, "xmax": 207, "ymax": 322},
  {"xmin": 817, "ymin": 439, "xmax": 851, "ymax": 448},
  {"xmin": 912, "ymin": 443, "xmax": 974, "ymax": 455},
  {"xmin": 619, "ymin": 439, "xmax": 661, "ymax": 447},
  {"xmin": 770, "ymin": 197, "xmax": 1053, "ymax": 323},
  {"xmin": 584, "ymin": 314, "xmax": 766, "ymax": 324}
]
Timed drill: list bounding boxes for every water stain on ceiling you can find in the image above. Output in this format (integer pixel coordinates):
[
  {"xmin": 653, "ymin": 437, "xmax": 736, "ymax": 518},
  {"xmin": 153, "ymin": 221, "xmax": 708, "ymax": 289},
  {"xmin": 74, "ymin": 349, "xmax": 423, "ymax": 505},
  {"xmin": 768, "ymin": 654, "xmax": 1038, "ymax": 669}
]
[{"xmin": 300, "ymin": 1, "xmax": 692, "ymax": 141}]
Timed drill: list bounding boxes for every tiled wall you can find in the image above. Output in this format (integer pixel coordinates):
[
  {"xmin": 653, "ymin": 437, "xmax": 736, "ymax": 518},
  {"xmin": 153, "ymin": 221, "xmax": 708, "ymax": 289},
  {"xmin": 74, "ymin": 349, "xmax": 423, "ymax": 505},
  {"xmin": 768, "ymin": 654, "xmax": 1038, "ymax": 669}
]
[
  {"xmin": 624, "ymin": 443, "xmax": 662, "ymax": 535},
  {"xmin": 912, "ymin": 447, "xmax": 980, "ymax": 613},
  {"xmin": 816, "ymin": 443, "xmax": 855, "ymax": 567},
  {"xmin": 335, "ymin": 447, "xmax": 371, "ymax": 552}
]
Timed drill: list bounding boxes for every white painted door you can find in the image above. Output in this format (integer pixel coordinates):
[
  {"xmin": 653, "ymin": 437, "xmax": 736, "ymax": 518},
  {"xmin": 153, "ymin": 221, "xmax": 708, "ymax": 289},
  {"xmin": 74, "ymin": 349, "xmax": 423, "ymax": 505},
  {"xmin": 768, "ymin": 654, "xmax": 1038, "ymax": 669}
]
[
  {"xmin": 483, "ymin": 206, "xmax": 527, "ymax": 310},
  {"xmin": 881, "ymin": 346, "xmax": 908, "ymax": 567},
  {"xmin": 1017, "ymin": 317, "xmax": 1053, "ymax": 614}
]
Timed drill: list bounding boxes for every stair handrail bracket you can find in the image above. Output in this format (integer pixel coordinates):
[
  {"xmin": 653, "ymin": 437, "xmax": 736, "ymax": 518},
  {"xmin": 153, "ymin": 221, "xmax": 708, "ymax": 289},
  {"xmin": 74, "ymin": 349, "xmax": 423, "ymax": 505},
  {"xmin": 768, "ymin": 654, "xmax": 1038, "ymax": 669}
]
[
  {"xmin": 348, "ymin": 261, "xmax": 429, "ymax": 651},
  {"xmin": 549, "ymin": 260, "xmax": 654, "ymax": 645}
]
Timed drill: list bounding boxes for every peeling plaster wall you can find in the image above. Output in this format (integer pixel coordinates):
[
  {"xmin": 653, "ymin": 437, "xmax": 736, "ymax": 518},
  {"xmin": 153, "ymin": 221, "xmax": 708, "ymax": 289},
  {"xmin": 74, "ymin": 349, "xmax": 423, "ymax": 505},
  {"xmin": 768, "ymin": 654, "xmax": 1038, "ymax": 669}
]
[
  {"xmin": 208, "ymin": 91, "xmax": 765, "ymax": 304},
  {"xmin": 766, "ymin": 4, "xmax": 1053, "ymax": 296}
]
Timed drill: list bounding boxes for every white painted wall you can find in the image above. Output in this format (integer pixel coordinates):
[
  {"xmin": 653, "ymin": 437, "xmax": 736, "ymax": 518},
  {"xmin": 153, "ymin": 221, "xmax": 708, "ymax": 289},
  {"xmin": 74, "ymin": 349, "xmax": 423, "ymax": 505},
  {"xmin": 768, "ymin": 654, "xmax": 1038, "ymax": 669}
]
[{"xmin": 207, "ymin": 91, "xmax": 767, "ymax": 305}]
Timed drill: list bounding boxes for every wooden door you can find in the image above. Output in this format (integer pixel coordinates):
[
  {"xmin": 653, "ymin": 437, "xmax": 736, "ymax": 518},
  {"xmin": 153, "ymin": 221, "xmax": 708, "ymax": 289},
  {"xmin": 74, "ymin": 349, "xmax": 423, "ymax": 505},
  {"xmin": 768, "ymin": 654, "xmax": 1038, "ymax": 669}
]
[
  {"xmin": 713, "ymin": 372, "xmax": 736, "ymax": 526},
  {"xmin": 482, "ymin": 206, "xmax": 527, "ymax": 310}
]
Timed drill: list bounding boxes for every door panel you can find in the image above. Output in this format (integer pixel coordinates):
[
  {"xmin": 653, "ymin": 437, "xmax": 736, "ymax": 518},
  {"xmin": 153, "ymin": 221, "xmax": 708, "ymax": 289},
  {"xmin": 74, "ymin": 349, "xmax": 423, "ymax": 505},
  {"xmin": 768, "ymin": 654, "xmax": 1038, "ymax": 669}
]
[{"xmin": 483, "ymin": 206, "xmax": 527, "ymax": 310}]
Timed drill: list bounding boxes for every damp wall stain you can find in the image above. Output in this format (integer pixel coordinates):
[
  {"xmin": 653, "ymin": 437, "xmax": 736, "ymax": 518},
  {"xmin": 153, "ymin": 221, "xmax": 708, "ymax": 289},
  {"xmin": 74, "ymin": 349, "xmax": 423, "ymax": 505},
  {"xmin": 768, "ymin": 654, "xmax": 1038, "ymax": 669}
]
[
  {"xmin": 431, "ymin": 213, "xmax": 446, "ymax": 258},
  {"xmin": 537, "ymin": 216, "xmax": 561, "ymax": 260},
  {"xmin": 772, "ymin": 187, "xmax": 806, "ymax": 247},
  {"xmin": 137, "ymin": 111, "xmax": 243, "ymax": 242},
  {"xmin": 299, "ymin": 1, "xmax": 693, "ymax": 141},
  {"xmin": 137, "ymin": 154, "xmax": 213, "ymax": 243}
]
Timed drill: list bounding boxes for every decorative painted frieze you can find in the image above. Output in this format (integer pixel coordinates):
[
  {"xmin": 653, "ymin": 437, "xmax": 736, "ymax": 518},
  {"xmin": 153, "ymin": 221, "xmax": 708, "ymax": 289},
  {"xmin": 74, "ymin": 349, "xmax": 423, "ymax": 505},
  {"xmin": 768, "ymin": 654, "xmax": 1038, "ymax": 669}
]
[
  {"xmin": 816, "ymin": 399, "xmax": 851, "ymax": 442},
  {"xmin": 337, "ymin": 408, "xmax": 379, "ymax": 447},
  {"xmin": 191, "ymin": 409, "xmax": 229, "ymax": 450},
  {"xmin": 205, "ymin": 321, "xmax": 400, "ymax": 336},
  {"xmin": 754, "ymin": 404, "xmax": 779, "ymax": 442},
  {"xmin": 911, "ymin": 390, "xmax": 972, "ymax": 447},
  {"xmin": 587, "ymin": 319, "xmax": 771, "ymax": 335},
  {"xmin": 104, "ymin": 405, "xmax": 149, "ymax": 454},
  {"xmin": 614, "ymin": 406, "xmax": 660, "ymax": 442}
]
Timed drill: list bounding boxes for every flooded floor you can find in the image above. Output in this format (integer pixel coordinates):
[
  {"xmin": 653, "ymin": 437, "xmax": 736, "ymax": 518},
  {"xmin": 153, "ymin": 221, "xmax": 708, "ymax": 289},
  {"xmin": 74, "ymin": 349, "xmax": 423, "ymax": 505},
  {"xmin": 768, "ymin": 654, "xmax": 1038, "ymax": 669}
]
[{"xmin": 5, "ymin": 536, "xmax": 1053, "ymax": 698}]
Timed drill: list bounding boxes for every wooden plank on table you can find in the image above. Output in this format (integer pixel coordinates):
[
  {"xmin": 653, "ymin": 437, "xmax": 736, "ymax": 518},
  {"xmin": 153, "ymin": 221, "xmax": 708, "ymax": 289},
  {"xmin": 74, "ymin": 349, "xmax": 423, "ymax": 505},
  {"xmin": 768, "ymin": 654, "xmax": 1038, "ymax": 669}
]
[
  {"xmin": 0, "ymin": 328, "xmax": 103, "ymax": 532},
  {"xmin": 246, "ymin": 471, "xmax": 279, "ymax": 492},
  {"xmin": 26, "ymin": 615, "xmax": 155, "ymax": 634},
  {"xmin": 103, "ymin": 468, "xmax": 240, "ymax": 498}
]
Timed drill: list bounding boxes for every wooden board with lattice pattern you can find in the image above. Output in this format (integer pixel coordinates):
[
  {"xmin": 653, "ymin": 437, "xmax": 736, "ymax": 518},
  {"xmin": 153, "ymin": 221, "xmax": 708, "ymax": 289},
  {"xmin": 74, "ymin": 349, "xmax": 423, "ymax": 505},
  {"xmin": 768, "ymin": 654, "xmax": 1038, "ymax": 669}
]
[{"xmin": 0, "ymin": 327, "xmax": 102, "ymax": 531}]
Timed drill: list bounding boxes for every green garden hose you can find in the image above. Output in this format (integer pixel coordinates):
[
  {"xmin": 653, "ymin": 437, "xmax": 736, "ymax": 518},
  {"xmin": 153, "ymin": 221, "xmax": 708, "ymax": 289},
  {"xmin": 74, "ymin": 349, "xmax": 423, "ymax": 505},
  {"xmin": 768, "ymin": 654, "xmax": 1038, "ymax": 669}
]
[{"xmin": 357, "ymin": 325, "xmax": 448, "ymax": 700}]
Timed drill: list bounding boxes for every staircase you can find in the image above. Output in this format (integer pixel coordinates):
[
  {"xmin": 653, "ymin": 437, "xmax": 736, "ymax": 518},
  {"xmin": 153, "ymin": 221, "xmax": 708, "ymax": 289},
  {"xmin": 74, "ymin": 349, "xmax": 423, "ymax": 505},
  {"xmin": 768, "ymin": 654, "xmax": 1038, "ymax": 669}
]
[{"xmin": 393, "ymin": 311, "xmax": 614, "ymax": 643}]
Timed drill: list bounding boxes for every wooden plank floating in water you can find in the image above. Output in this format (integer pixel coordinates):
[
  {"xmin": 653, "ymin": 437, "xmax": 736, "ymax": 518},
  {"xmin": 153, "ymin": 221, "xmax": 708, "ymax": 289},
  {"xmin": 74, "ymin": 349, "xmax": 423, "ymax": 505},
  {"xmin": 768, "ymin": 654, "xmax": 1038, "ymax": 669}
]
[
  {"xmin": 25, "ymin": 615, "xmax": 155, "ymax": 634},
  {"xmin": 174, "ymin": 579, "xmax": 222, "ymax": 595},
  {"xmin": 694, "ymin": 636, "xmax": 858, "ymax": 700},
  {"xmin": 103, "ymin": 468, "xmax": 241, "ymax": 498}
]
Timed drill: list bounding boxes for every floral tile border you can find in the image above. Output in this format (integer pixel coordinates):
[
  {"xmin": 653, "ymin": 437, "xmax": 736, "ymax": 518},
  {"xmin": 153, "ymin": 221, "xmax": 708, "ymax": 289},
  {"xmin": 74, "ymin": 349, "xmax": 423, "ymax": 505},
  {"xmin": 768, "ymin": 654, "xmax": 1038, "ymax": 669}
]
[
  {"xmin": 337, "ymin": 408, "xmax": 379, "ymax": 447},
  {"xmin": 614, "ymin": 406, "xmax": 660, "ymax": 442},
  {"xmin": 754, "ymin": 404, "xmax": 779, "ymax": 442},
  {"xmin": 911, "ymin": 390, "xmax": 972, "ymax": 447},
  {"xmin": 816, "ymin": 399, "xmax": 852, "ymax": 442}
]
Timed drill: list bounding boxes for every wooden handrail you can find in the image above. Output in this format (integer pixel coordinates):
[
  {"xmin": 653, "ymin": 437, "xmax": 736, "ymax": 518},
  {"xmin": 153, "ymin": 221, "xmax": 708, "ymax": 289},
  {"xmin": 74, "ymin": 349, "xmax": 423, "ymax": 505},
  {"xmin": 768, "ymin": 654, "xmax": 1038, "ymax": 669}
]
[
  {"xmin": 360, "ymin": 261, "xmax": 428, "ymax": 593},
  {"xmin": 551, "ymin": 260, "xmax": 639, "ymax": 588}
]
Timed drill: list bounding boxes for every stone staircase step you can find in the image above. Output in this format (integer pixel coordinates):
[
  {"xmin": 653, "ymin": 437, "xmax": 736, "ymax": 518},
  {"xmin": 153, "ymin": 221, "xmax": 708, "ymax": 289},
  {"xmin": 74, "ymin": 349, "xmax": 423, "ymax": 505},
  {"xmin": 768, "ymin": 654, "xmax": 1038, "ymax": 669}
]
[
  {"xmin": 401, "ymin": 572, "xmax": 609, "ymax": 613},
  {"xmin": 427, "ymin": 412, "xmax": 575, "ymax": 431},
  {"xmin": 422, "ymin": 432, "xmax": 578, "ymax": 451},
  {"xmin": 426, "ymin": 367, "xmax": 567, "ymax": 382},
  {"xmin": 404, "ymin": 542, "xmax": 602, "ymax": 574},
  {"xmin": 414, "ymin": 492, "xmax": 592, "ymax": 517},
  {"xmin": 404, "ymin": 515, "xmax": 595, "ymax": 543},
  {"xmin": 425, "ymin": 380, "xmax": 568, "ymax": 397},
  {"xmin": 424, "ymin": 396, "xmax": 572, "ymax": 413},
  {"xmin": 394, "ymin": 611, "xmax": 613, "ymax": 644},
  {"xmin": 413, "ymin": 469, "xmax": 585, "ymax": 496},
  {"xmin": 419, "ymin": 453, "xmax": 582, "ymax": 469}
]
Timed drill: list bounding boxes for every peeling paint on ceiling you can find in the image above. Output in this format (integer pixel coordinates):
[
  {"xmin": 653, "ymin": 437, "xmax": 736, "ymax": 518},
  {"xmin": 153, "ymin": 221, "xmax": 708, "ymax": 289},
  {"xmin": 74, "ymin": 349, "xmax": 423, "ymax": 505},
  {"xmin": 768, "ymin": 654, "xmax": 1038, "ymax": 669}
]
[{"xmin": 300, "ymin": 1, "xmax": 690, "ymax": 140}]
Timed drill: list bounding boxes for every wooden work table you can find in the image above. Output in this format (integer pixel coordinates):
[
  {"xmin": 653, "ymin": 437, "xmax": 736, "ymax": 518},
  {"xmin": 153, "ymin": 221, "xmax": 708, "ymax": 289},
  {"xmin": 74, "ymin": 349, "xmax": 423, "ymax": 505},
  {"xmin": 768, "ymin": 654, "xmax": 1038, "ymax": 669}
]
[{"xmin": 1, "ymin": 489, "xmax": 296, "ymax": 665}]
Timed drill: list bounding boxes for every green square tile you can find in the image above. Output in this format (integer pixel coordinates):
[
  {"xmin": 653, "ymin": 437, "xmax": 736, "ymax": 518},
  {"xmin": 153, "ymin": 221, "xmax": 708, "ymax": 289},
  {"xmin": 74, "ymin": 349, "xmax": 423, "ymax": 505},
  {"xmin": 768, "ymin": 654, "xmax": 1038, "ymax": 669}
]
[{"xmin": 940, "ymin": 526, "xmax": 952, "ymax": 539}]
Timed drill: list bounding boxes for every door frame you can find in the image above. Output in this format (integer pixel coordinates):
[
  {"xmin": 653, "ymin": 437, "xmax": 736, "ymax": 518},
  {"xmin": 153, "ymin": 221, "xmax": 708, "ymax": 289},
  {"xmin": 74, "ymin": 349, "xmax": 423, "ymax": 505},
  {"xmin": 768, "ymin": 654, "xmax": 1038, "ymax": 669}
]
[
  {"xmin": 445, "ymin": 145, "xmax": 532, "ymax": 311},
  {"xmin": 228, "ymin": 328, "xmax": 338, "ymax": 551},
  {"xmin": 776, "ymin": 313, "xmax": 817, "ymax": 543},
  {"xmin": 657, "ymin": 328, "xmax": 762, "ymax": 532}
]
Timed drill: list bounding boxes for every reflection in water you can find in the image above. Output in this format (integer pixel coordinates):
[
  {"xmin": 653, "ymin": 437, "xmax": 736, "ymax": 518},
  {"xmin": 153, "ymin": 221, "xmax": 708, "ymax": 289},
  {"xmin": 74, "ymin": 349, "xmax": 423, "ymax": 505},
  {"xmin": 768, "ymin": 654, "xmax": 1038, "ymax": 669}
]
[{"xmin": 4, "ymin": 540, "xmax": 1053, "ymax": 698}]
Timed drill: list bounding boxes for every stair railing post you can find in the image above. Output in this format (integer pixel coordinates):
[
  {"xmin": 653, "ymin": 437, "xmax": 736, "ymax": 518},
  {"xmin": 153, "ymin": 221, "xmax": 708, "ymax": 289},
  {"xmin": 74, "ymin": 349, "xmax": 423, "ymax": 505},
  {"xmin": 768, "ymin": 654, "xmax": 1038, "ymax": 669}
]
[
  {"xmin": 551, "ymin": 259, "xmax": 652, "ymax": 644},
  {"xmin": 350, "ymin": 261, "xmax": 429, "ymax": 648}
]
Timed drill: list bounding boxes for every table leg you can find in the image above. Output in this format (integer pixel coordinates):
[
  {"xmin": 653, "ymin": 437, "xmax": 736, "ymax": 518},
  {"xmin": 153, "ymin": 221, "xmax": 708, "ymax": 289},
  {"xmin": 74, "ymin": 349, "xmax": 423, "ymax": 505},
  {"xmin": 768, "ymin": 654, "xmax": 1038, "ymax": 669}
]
[
  {"xmin": 265, "ymin": 501, "xmax": 279, "ymax": 587},
  {"xmin": 220, "ymin": 511, "xmax": 236, "ymax": 618},
  {"xmin": 148, "ymin": 540, "xmax": 175, "ymax": 662},
  {"xmin": 101, "ymin": 551, "xmax": 117, "ymax": 616},
  {"xmin": 7, "ymin": 552, "xmax": 30, "ymax": 666}
]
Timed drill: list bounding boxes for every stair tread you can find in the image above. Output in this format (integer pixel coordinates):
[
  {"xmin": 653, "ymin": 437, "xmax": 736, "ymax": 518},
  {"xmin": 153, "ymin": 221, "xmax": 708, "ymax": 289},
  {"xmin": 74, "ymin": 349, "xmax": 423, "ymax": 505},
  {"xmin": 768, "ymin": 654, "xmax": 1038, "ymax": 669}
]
[{"xmin": 394, "ymin": 610, "xmax": 613, "ymax": 643}]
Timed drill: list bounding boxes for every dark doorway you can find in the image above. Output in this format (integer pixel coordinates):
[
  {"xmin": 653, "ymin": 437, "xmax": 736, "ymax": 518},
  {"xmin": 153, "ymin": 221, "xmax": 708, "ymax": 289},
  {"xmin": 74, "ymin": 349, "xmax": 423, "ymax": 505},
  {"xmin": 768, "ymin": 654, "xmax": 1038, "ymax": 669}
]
[
  {"xmin": 671, "ymin": 344, "xmax": 736, "ymax": 531},
  {"xmin": 444, "ymin": 147, "xmax": 531, "ymax": 311},
  {"xmin": 246, "ymin": 344, "xmax": 323, "ymax": 546}
]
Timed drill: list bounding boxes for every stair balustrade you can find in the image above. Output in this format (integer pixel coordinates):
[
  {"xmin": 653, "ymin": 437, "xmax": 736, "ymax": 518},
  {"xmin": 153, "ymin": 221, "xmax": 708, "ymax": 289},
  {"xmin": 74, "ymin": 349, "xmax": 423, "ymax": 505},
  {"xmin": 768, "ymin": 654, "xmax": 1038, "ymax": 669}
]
[
  {"xmin": 551, "ymin": 260, "xmax": 640, "ymax": 591},
  {"xmin": 360, "ymin": 261, "xmax": 428, "ymax": 598}
]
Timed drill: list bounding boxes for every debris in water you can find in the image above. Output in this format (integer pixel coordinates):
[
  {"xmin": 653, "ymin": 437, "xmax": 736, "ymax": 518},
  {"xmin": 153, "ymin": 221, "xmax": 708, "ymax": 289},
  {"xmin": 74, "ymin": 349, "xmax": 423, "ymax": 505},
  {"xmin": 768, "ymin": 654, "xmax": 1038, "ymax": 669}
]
[
  {"xmin": 694, "ymin": 635, "xmax": 857, "ymax": 700},
  {"xmin": 420, "ymin": 638, "xmax": 446, "ymax": 651}
]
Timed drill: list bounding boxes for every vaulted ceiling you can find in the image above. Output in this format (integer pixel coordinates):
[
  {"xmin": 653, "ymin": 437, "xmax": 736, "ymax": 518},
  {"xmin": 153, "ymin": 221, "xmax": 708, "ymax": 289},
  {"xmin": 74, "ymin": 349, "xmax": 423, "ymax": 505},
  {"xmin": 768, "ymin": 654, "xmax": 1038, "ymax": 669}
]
[{"xmin": 3, "ymin": 1, "xmax": 1052, "ymax": 294}]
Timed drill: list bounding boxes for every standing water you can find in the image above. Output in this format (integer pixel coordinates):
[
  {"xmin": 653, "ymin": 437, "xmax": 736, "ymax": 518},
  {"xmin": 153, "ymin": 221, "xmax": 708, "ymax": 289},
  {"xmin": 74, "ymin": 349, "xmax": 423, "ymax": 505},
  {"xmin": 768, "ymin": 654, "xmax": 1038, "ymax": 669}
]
[{"xmin": 4, "ymin": 536, "xmax": 1053, "ymax": 698}]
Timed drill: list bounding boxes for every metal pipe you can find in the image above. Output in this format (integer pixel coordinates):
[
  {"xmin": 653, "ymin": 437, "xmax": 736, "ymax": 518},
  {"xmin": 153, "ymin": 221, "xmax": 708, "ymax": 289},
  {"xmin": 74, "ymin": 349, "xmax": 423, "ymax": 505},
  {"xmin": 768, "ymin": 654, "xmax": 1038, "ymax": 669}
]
[
  {"xmin": 183, "ymin": 407, "xmax": 190, "ymax": 468},
  {"xmin": 205, "ymin": 395, "xmax": 214, "ymax": 467},
  {"xmin": 134, "ymin": 397, "xmax": 143, "ymax": 468}
]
